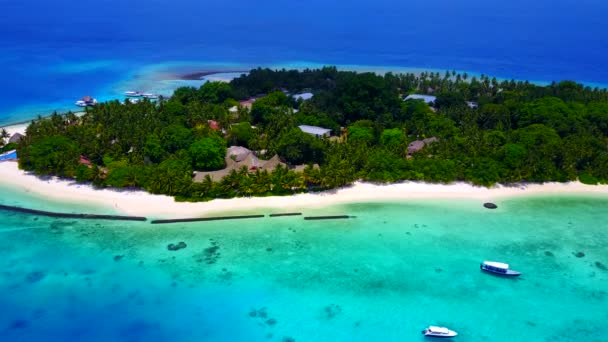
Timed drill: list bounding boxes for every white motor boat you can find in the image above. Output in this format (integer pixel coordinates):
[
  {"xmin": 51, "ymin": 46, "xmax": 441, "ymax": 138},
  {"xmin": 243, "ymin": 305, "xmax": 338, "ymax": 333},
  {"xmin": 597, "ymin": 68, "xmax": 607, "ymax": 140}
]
[
  {"xmin": 127, "ymin": 98, "xmax": 140, "ymax": 104},
  {"xmin": 142, "ymin": 93, "xmax": 159, "ymax": 99},
  {"xmin": 422, "ymin": 326, "xmax": 458, "ymax": 338},
  {"xmin": 480, "ymin": 261, "xmax": 521, "ymax": 276},
  {"xmin": 76, "ymin": 96, "xmax": 97, "ymax": 107},
  {"xmin": 125, "ymin": 91, "xmax": 143, "ymax": 97}
]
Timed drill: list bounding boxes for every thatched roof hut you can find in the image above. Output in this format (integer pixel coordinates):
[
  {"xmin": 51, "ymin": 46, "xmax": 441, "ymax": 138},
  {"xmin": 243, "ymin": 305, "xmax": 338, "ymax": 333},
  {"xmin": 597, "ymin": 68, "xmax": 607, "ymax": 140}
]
[
  {"xmin": 423, "ymin": 137, "xmax": 439, "ymax": 144},
  {"xmin": 8, "ymin": 133, "xmax": 24, "ymax": 144},
  {"xmin": 227, "ymin": 146, "xmax": 252, "ymax": 162},
  {"xmin": 236, "ymin": 153, "xmax": 261, "ymax": 170},
  {"xmin": 261, "ymin": 154, "xmax": 286, "ymax": 171},
  {"xmin": 407, "ymin": 137, "xmax": 439, "ymax": 156},
  {"xmin": 407, "ymin": 140, "xmax": 426, "ymax": 155}
]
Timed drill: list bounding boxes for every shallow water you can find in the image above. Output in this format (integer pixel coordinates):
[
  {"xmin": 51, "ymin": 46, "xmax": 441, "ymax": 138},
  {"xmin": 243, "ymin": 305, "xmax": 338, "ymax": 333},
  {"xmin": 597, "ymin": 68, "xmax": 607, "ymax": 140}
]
[{"xmin": 0, "ymin": 196, "xmax": 606, "ymax": 341}]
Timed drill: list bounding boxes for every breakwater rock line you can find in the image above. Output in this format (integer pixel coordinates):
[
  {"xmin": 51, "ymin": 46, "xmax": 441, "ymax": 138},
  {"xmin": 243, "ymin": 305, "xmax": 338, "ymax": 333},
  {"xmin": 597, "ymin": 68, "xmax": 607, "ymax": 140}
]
[
  {"xmin": 303, "ymin": 215, "xmax": 352, "ymax": 220},
  {"xmin": 151, "ymin": 214, "xmax": 265, "ymax": 224},
  {"xmin": 0, "ymin": 204, "xmax": 147, "ymax": 221},
  {"xmin": 269, "ymin": 213, "xmax": 302, "ymax": 217}
]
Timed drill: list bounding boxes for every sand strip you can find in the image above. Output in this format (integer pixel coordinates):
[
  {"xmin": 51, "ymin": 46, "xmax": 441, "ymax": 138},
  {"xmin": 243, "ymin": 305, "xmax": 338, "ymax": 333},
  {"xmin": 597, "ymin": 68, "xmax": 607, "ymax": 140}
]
[{"xmin": 1, "ymin": 162, "xmax": 607, "ymax": 219}]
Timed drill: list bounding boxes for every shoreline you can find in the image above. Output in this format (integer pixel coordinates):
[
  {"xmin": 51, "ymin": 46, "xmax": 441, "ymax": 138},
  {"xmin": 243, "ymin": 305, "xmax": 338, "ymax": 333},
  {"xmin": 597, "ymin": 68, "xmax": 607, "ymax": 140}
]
[
  {"xmin": 177, "ymin": 70, "xmax": 249, "ymax": 80},
  {"xmin": 0, "ymin": 111, "xmax": 86, "ymax": 135},
  {"xmin": 1, "ymin": 162, "xmax": 607, "ymax": 219},
  {"xmin": 1, "ymin": 122, "xmax": 29, "ymax": 137},
  {"xmin": 2, "ymin": 61, "xmax": 607, "ymax": 128}
]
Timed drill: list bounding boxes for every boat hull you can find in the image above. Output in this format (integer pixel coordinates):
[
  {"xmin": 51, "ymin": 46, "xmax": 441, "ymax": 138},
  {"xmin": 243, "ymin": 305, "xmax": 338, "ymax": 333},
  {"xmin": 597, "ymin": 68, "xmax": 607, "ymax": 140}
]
[
  {"xmin": 422, "ymin": 327, "xmax": 458, "ymax": 338},
  {"xmin": 480, "ymin": 265, "xmax": 521, "ymax": 276},
  {"xmin": 422, "ymin": 331, "xmax": 458, "ymax": 338}
]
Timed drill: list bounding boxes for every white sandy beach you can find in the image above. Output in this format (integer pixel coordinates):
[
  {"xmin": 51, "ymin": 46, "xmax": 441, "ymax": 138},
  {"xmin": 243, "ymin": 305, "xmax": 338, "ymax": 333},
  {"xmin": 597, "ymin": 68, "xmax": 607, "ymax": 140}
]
[
  {"xmin": 1, "ymin": 162, "xmax": 608, "ymax": 219},
  {"xmin": 0, "ymin": 122, "xmax": 28, "ymax": 137}
]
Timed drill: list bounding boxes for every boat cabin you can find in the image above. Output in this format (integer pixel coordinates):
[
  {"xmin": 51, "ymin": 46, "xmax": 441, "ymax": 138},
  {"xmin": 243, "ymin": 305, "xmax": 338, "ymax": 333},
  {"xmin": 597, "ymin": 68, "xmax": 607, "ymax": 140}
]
[
  {"xmin": 422, "ymin": 326, "xmax": 458, "ymax": 338},
  {"xmin": 428, "ymin": 326, "xmax": 450, "ymax": 334},
  {"xmin": 482, "ymin": 261, "xmax": 509, "ymax": 273}
]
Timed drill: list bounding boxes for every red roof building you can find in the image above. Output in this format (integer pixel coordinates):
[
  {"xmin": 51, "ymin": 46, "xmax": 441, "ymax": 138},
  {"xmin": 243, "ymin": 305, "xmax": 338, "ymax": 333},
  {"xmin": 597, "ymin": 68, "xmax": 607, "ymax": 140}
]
[
  {"xmin": 79, "ymin": 155, "xmax": 92, "ymax": 166},
  {"xmin": 208, "ymin": 120, "xmax": 220, "ymax": 131}
]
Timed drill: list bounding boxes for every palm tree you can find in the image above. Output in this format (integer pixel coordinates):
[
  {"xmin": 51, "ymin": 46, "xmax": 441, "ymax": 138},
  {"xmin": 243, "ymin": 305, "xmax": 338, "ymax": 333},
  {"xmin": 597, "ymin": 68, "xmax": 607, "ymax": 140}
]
[{"xmin": 0, "ymin": 128, "xmax": 8, "ymax": 147}]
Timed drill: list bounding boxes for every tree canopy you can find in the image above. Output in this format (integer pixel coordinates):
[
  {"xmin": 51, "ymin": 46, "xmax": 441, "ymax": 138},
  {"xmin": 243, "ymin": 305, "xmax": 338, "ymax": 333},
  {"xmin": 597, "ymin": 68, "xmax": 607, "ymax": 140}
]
[{"xmin": 14, "ymin": 67, "xmax": 608, "ymax": 202}]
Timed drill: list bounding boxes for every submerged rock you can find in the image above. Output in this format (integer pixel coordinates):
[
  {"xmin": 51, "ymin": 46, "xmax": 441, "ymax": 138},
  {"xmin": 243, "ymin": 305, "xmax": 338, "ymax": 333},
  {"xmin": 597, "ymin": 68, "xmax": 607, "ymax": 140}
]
[
  {"xmin": 265, "ymin": 318, "xmax": 277, "ymax": 326},
  {"xmin": 26, "ymin": 271, "xmax": 46, "ymax": 283},
  {"xmin": 282, "ymin": 337, "xmax": 295, "ymax": 342},
  {"xmin": 167, "ymin": 242, "xmax": 187, "ymax": 251},
  {"xmin": 324, "ymin": 304, "xmax": 342, "ymax": 318},
  {"xmin": 483, "ymin": 202, "xmax": 498, "ymax": 209},
  {"xmin": 595, "ymin": 262, "xmax": 607, "ymax": 271},
  {"xmin": 114, "ymin": 255, "xmax": 124, "ymax": 261},
  {"xmin": 574, "ymin": 251, "xmax": 585, "ymax": 258},
  {"xmin": 9, "ymin": 319, "xmax": 29, "ymax": 330},
  {"xmin": 544, "ymin": 251, "xmax": 554, "ymax": 257}
]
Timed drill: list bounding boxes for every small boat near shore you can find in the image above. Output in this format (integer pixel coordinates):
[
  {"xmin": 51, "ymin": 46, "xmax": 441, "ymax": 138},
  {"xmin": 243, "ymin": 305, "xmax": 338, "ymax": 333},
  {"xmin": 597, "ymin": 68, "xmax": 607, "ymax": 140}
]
[
  {"xmin": 124, "ymin": 91, "xmax": 143, "ymax": 97},
  {"xmin": 142, "ymin": 93, "xmax": 159, "ymax": 99},
  {"xmin": 480, "ymin": 261, "xmax": 521, "ymax": 276},
  {"xmin": 75, "ymin": 96, "xmax": 97, "ymax": 107},
  {"xmin": 422, "ymin": 326, "xmax": 458, "ymax": 338}
]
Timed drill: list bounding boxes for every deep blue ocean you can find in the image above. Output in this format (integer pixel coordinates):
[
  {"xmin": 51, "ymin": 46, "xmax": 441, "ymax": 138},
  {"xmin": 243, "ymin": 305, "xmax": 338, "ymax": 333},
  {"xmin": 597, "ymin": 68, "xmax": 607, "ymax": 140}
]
[{"xmin": 1, "ymin": 0, "xmax": 608, "ymax": 125}]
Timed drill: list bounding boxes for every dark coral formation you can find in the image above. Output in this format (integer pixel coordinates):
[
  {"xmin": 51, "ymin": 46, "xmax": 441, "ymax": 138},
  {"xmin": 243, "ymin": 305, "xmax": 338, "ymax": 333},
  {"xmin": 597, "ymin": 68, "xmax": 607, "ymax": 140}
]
[
  {"xmin": 573, "ymin": 251, "xmax": 585, "ymax": 258},
  {"xmin": 265, "ymin": 318, "xmax": 277, "ymax": 326},
  {"xmin": 26, "ymin": 271, "xmax": 45, "ymax": 283},
  {"xmin": 203, "ymin": 244, "xmax": 221, "ymax": 264},
  {"xmin": 167, "ymin": 242, "xmax": 187, "ymax": 251},
  {"xmin": 483, "ymin": 202, "xmax": 498, "ymax": 209},
  {"xmin": 544, "ymin": 251, "xmax": 554, "ymax": 257},
  {"xmin": 248, "ymin": 307, "xmax": 268, "ymax": 319},
  {"xmin": 324, "ymin": 304, "xmax": 342, "ymax": 319},
  {"xmin": 114, "ymin": 255, "xmax": 124, "ymax": 261},
  {"xmin": 9, "ymin": 319, "xmax": 29, "ymax": 330},
  {"xmin": 282, "ymin": 337, "xmax": 295, "ymax": 342},
  {"xmin": 595, "ymin": 262, "xmax": 607, "ymax": 271}
]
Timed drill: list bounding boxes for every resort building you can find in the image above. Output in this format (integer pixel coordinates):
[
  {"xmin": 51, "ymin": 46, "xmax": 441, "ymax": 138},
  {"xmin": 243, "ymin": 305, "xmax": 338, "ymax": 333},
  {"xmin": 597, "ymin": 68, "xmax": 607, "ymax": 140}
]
[
  {"xmin": 298, "ymin": 125, "xmax": 332, "ymax": 138},
  {"xmin": 405, "ymin": 94, "xmax": 478, "ymax": 109},
  {"xmin": 239, "ymin": 98, "xmax": 256, "ymax": 109},
  {"xmin": 193, "ymin": 146, "xmax": 287, "ymax": 182},
  {"xmin": 8, "ymin": 132, "xmax": 24, "ymax": 144},
  {"xmin": 293, "ymin": 92, "xmax": 313, "ymax": 101},
  {"xmin": 404, "ymin": 94, "xmax": 436, "ymax": 104}
]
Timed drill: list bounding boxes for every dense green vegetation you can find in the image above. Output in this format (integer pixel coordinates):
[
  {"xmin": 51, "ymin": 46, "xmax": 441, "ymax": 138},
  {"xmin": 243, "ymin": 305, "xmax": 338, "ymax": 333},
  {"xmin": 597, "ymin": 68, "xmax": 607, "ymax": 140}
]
[{"xmin": 15, "ymin": 67, "xmax": 608, "ymax": 201}]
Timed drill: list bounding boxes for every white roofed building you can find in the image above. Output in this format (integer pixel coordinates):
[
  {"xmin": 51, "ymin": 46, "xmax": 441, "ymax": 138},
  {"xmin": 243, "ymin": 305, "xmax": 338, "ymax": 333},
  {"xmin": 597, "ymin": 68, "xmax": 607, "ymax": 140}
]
[
  {"xmin": 404, "ymin": 94, "xmax": 436, "ymax": 104},
  {"xmin": 298, "ymin": 125, "xmax": 331, "ymax": 138},
  {"xmin": 293, "ymin": 92, "xmax": 314, "ymax": 101}
]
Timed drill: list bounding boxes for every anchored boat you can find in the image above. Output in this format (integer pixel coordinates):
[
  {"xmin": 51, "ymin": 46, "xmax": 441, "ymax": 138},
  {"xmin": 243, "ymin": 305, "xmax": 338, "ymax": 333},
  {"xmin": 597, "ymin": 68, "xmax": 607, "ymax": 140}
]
[
  {"xmin": 75, "ymin": 96, "xmax": 97, "ymax": 107},
  {"xmin": 124, "ymin": 91, "xmax": 143, "ymax": 97},
  {"xmin": 142, "ymin": 93, "xmax": 159, "ymax": 99},
  {"xmin": 480, "ymin": 261, "xmax": 521, "ymax": 276},
  {"xmin": 422, "ymin": 326, "xmax": 458, "ymax": 338}
]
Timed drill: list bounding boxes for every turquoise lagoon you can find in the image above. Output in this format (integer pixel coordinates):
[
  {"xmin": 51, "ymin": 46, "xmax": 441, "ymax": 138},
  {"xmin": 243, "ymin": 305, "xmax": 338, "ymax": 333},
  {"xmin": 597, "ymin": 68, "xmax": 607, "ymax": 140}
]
[{"xmin": 0, "ymin": 194, "xmax": 607, "ymax": 341}]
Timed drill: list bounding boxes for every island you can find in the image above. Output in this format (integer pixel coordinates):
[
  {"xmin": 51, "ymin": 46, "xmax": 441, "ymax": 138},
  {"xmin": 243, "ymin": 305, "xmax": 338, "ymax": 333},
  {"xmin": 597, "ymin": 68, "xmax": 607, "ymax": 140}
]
[{"xmin": 4, "ymin": 67, "xmax": 608, "ymax": 203}]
